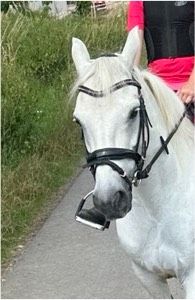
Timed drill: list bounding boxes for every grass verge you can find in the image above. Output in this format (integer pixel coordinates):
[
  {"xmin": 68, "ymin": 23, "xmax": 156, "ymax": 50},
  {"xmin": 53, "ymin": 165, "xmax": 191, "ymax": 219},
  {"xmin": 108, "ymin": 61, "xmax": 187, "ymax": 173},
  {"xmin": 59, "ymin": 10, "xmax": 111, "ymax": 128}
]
[{"xmin": 1, "ymin": 6, "xmax": 128, "ymax": 265}]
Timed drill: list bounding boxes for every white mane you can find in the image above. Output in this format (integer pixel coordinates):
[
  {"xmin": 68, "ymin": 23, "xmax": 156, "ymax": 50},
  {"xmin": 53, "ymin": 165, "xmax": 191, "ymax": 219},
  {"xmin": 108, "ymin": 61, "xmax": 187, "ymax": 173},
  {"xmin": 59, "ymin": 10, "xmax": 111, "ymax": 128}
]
[
  {"xmin": 72, "ymin": 56, "xmax": 194, "ymax": 169},
  {"xmin": 133, "ymin": 67, "xmax": 194, "ymax": 170}
]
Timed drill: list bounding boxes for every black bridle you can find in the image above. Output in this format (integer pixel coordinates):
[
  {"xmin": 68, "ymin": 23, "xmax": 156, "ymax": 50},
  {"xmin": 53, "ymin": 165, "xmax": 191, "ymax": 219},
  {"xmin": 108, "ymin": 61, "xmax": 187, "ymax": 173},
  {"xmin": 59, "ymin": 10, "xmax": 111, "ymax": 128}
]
[{"xmin": 77, "ymin": 78, "xmax": 185, "ymax": 190}]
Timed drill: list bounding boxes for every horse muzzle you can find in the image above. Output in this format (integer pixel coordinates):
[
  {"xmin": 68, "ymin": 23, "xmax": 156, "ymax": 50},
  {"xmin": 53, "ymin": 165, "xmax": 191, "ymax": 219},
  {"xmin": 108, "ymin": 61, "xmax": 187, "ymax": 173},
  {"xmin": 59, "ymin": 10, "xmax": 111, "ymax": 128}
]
[{"xmin": 93, "ymin": 189, "xmax": 132, "ymax": 220}]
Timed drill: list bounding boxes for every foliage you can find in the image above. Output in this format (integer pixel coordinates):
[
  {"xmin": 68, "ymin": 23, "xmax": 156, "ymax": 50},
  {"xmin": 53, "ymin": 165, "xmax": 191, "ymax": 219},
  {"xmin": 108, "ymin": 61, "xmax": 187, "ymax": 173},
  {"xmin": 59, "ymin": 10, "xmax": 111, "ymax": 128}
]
[
  {"xmin": 41, "ymin": 1, "xmax": 52, "ymax": 14},
  {"xmin": 1, "ymin": 1, "xmax": 29, "ymax": 13},
  {"xmin": 42, "ymin": 1, "xmax": 52, "ymax": 6},
  {"xmin": 75, "ymin": 1, "xmax": 91, "ymax": 15},
  {"xmin": 1, "ymin": 7, "xmax": 127, "ymax": 264}
]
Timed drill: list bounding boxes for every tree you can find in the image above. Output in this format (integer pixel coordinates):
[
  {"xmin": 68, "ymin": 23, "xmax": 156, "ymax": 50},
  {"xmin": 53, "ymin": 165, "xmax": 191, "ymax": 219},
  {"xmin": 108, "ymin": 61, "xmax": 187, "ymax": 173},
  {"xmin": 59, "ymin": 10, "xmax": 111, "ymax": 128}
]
[
  {"xmin": 1, "ymin": 1, "xmax": 29, "ymax": 14},
  {"xmin": 75, "ymin": 1, "xmax": 91, "ymax": 15}
]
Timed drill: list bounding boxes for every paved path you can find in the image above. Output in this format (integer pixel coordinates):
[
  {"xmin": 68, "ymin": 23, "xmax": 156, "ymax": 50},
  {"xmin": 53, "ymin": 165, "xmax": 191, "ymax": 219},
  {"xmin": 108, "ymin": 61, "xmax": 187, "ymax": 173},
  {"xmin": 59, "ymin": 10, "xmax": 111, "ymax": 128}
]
[{"xmin": 2, "ymin": 169, "xmax": 184, "ymax": 299}]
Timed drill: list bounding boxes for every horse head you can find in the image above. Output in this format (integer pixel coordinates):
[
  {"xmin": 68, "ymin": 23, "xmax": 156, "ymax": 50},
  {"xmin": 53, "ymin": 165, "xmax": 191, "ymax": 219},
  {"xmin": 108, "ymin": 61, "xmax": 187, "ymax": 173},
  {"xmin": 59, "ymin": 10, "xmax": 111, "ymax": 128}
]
[{"xmin": 71, "ymin": 28, "xmax": 145, "ymax": 220}]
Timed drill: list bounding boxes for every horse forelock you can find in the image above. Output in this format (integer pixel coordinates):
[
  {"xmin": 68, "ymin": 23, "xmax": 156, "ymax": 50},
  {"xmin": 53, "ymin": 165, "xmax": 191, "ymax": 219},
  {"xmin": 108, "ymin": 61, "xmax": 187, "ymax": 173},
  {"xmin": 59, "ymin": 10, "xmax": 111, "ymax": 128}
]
[{"xmin": 71, "ymin": 56, "xmax": 132, "ymax": 100}]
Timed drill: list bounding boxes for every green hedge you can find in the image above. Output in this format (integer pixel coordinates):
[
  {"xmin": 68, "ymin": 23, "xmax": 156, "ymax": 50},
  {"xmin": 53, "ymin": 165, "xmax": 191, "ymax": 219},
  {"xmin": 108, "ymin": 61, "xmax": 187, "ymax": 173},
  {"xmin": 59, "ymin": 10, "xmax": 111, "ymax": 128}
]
[{"xmin": 1, "ymin": 7, "xmax": 127, "ymax": 264}]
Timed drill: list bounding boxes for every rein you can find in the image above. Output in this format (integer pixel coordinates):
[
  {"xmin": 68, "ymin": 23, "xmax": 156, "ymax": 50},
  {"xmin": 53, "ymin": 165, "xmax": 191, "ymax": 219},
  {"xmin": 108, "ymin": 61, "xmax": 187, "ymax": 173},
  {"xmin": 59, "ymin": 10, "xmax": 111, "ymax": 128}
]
[
  {"xmin": 77, "ymin": 78, "xmax": 186, "ymax": 188},
  {"xmin": 139, "ymin": 109, "xmax": 186, "ymax": 179}
]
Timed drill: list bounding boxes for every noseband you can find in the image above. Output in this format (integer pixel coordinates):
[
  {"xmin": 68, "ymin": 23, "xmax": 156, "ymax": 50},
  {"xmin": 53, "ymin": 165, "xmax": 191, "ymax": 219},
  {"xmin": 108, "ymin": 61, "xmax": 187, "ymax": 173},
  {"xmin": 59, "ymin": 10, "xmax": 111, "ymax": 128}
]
[{"xmin": 77, "ymin": 77, "xmax": 185, "ymax": 190}]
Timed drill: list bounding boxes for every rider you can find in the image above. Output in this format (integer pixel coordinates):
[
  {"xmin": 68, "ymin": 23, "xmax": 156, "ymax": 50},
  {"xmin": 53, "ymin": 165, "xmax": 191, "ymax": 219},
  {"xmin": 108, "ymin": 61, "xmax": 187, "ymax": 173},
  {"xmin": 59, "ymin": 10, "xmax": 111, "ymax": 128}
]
[
  {"xmin": 76, "ymin": 1, "xmax": 195, "ymax": 230},
  {"xmin": 127, "ymin": 1, "xmax": 195, "ymax": 121}
]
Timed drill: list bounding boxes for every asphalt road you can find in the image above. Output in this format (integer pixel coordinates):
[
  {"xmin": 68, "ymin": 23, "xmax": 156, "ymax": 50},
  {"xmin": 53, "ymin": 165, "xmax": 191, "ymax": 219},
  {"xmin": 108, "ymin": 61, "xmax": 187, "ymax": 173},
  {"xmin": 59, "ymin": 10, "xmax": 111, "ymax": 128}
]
[{"xmin": 2, "ymin": 169, "xmax": 184, "ymax": 299}]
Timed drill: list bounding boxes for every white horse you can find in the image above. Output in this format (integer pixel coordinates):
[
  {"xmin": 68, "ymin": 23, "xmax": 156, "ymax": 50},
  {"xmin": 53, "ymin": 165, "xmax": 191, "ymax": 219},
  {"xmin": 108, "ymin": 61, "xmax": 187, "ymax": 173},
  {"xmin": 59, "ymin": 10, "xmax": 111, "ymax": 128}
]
[{"xmin": 71, "ymin": 27, "xmax": 195, "ymax": 299}]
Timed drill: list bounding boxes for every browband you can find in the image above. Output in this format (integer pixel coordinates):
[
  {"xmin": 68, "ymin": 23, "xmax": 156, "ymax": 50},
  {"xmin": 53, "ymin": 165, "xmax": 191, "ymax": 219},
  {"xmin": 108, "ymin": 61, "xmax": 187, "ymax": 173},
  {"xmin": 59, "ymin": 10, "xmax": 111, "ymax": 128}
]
[{"xmin": 78, "ymin": 79, "xmax": 141, "ymax": 98}]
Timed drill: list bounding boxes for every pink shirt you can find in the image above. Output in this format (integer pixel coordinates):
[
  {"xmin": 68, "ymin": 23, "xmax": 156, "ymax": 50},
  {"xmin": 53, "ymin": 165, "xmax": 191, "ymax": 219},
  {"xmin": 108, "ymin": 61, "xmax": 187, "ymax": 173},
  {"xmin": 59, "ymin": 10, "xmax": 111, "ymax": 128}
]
[{"xmin": 127, "ymin": 1, "xmax": 194, "ymax": 91}]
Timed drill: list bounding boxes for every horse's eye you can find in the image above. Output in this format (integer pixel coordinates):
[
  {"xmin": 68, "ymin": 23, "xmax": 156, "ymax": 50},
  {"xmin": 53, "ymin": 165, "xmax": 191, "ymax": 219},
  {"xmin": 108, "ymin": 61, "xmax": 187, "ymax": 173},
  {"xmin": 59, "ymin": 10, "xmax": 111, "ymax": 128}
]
[{"xmin": 130, "ymin": 108, "xmax": 139, "ymax": 120}]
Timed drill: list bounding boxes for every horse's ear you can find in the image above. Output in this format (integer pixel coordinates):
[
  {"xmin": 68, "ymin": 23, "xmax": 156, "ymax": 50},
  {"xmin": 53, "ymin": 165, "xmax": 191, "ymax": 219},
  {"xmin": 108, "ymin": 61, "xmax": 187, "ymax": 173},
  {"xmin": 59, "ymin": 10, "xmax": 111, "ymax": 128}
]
[
  {"xmin": 72, "ymin": 37, "xmax": 91, "ymax": 75},
  {"xmin": 121, "ymin": 26, "xmax": 141, "ymax": 68}
]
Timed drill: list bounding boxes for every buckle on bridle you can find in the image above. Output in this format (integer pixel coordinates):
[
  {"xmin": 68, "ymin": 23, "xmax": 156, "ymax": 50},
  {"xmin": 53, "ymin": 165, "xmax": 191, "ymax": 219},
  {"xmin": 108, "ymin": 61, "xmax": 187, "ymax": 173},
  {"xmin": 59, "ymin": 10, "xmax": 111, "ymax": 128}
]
[
  {"xmin": 120, "ymin": 171, "xmax": 127, "ymax": 178},
  {"xmin": 132, "ymin": 170, "xmax": 142, "ymax": 187}
]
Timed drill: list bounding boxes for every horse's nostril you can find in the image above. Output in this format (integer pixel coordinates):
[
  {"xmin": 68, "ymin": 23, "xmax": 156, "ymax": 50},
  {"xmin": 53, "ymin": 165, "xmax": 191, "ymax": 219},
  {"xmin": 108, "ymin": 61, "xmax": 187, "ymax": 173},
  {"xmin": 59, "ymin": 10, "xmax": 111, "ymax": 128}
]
[
  {"xmin": 93, "ymin": 194, "xmax": 105, "ymax": 212},
  {"xmin": 93, "ymin": 194, "xmax": 98, "ymax": 208},
  {"xmin": 93, "ymin": 189, "xmax": 132, "ymax": 220},
  {"xmin": 112, "ymin": 191, "xmax": 127, "ymax": 211}
]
